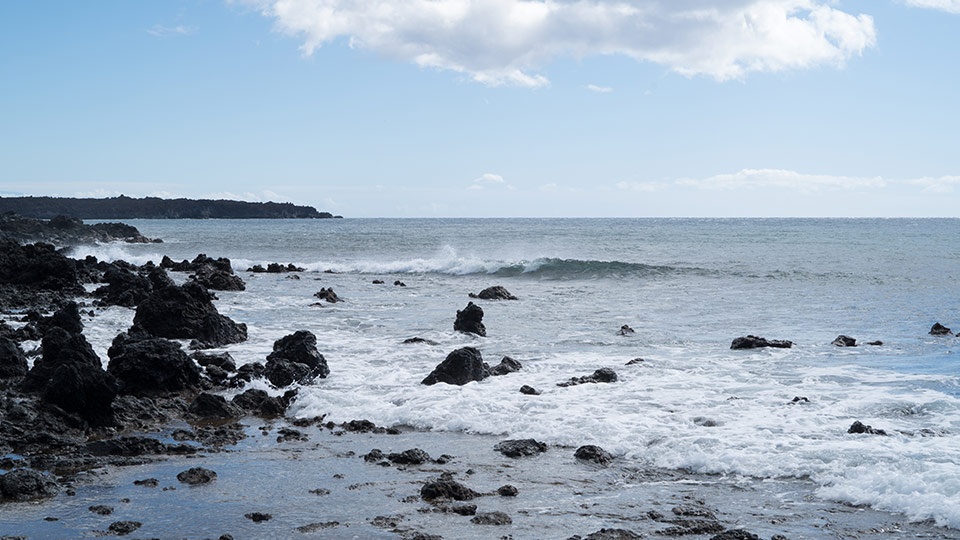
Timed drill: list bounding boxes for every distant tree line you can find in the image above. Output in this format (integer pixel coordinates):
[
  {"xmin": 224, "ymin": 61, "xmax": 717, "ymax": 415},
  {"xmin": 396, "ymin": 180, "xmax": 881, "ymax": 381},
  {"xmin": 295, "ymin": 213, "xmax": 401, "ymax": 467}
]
[{"xmin": 0, "ymin": 195, "xmax": 340, "ymax": 219}]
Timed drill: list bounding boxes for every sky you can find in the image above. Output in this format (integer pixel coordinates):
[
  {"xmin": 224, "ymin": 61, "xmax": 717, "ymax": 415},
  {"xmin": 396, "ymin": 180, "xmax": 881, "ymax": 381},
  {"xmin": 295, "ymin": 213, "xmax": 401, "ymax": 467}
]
[{"xmin": 1, "ymin": 0, "xmax": 959, "ymax": 218}]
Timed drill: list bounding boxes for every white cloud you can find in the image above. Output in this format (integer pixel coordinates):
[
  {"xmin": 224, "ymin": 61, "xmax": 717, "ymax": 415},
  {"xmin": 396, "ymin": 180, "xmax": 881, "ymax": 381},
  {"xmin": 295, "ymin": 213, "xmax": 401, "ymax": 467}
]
[
  {"xmin": 147, "ymin": 24, "xmax": 197, "ymax": 37},
  {"xmin": 902, "ymin": 0, "xmax": 960, "ymax": 14},
  {"xmin": 251, "ymin": 0, "xmax": 877, "ymax": 86},
  {"xmin": 908, "ymin": 176, "xmax": 960, "ymax": 193},
  {"xmin": 470, "ymin": 172, "xmax": 510, "ymax": 190},
  {"xmin": 677, "ymin": 169, "xmax": 887, "ymax": 192},
  {"xmin": 586, "ymin": 84, "xmax": 613, "ymax": 93}
]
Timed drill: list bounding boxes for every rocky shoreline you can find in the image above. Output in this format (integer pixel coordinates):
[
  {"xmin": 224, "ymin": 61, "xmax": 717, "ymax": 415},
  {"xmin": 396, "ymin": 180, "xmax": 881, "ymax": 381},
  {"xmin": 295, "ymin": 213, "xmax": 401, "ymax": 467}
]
[{"xmin": 2, "ymin": 218, "xmax": 959, "ymax": 539}]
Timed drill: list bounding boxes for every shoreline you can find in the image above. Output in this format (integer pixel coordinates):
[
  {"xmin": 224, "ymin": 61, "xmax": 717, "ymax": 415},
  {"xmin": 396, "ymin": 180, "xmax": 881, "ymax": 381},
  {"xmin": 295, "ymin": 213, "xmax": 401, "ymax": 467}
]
[{"xmin": 4, "ymin": 419, "xmax": 957, "ymax": 539}]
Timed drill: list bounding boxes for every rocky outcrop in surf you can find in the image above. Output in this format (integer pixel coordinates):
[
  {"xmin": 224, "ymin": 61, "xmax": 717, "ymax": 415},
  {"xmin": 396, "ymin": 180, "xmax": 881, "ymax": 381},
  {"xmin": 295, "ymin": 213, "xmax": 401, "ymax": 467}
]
[{"xmin": 454, "ymin": 301, "xmax": 486, "ymax": 336}]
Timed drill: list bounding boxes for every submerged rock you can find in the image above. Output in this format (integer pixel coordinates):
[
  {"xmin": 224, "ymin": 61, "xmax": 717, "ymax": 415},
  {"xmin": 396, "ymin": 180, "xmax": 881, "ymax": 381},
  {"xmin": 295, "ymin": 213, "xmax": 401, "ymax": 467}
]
[
  {"xmin": 420, "ymin": 478, "xmax": 480, "ymax": 501},
  {"xmin": 574, "ymin": 445, "xmax": 614, "ymax": 466},
  {"xmin": 314, "ymin": 287, "xmax": 340, "ymax": 303},
  {"xmin": 0, "ymin": 468, "xmax": 60, "ymax": 501},
  {"xmin": 488, "ymin": 356, "xmax": 522, "ymax": 376},
  {"xmin": 177, "ymin": 467, "xmax": 217, "ymax": 485},
  {"xmin": 469, "ymin": 285, "xmax": 518, "ymax": 300},
  {"xmin": 471, "ymin": 511, "xmax": 512, "ymax": 525},
  {"xmin": 618, "ymin": 324, "xmax": 635, "ymax": 335},
  {"xmin": 494, "ymin": 438, "xmax": 547, "ymax": 458},
  {"xmin": 730, "ymin": 335, "xmax": 794, "ymax": 349},
  {"xmin": 930, "ymin": 322, "xmax": 953, "ymax": 336},
  {"xmin": 454, "ymin": 302, "xmax": 486, "ymax": 336},
  {"xmin": 831, "ymin": 335, "xmax": 857, "ymax": 347},
  {"xmin": 421, "ymin": 347, "xmax": 489, "ymax": 386},
  {"xmin": 557, "ymin": 368, "xmax": 618, "ymax": 387}
]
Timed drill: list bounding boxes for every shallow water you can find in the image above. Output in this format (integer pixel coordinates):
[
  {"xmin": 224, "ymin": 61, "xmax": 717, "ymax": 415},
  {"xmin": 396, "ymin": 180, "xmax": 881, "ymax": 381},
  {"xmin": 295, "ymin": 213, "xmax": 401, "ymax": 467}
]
[{"xmin": 43, "ymin": 217, "xmax": 960, "ymax": 530}]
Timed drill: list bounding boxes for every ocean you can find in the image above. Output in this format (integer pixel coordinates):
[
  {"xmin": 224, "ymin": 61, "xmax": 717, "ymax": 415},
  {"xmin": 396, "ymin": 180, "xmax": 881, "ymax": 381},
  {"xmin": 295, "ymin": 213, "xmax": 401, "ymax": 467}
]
[{"xmin": 64, "ymin": 217, "xmax": 960, "ymax": 533}]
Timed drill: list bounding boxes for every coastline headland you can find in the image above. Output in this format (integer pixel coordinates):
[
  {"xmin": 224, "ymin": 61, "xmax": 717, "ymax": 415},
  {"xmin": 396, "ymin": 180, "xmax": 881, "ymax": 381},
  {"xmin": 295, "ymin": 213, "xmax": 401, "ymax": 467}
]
[{"xmin": 0, "ymin": 195, "xmax": 340, "ymax": 219}]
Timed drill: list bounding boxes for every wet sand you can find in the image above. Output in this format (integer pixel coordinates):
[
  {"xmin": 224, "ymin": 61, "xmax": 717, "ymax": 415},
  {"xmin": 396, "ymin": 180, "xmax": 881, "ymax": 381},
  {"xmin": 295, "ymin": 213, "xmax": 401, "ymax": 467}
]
[{"xmin": 3, "ymin": 418, "xmax": 958, "ymax": 540}]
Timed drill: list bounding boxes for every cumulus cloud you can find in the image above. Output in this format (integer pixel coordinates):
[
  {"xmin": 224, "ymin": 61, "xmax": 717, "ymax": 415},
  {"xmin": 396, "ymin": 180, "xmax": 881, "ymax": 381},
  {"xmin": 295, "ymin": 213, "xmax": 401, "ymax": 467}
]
[
  {"xmin": 902, "ymin": 0, "xmax": 960, "ymax": 14},
  {"xmin": 677, "ymin": 169, "xmax": 887, "ymax": 192},
  {"xmin": 250, "ymin": 0, "xmax": 877, "ymax": 86}
]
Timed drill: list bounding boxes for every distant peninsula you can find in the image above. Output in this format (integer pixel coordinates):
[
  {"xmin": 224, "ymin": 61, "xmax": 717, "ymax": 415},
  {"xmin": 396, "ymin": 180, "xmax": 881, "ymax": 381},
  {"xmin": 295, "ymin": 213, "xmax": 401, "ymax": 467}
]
[{"xmin": 0, "ymin": 195, "xmax": 341, "ymax": 219}]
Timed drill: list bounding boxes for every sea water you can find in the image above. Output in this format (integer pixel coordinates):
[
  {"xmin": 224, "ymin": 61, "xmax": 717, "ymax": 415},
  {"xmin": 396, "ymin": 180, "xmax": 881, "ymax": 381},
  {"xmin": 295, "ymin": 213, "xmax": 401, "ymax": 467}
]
[{"xmin": 67, "ymin": 218, "xmax": 960, "ymax": 529}]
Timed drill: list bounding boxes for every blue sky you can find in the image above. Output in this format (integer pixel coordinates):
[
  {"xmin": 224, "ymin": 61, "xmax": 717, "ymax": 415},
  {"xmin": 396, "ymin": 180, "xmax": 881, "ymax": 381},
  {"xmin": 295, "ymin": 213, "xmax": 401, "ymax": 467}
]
[{"xmin": 1, "ymin": 0, "xmax": 959, "ymax": 218}]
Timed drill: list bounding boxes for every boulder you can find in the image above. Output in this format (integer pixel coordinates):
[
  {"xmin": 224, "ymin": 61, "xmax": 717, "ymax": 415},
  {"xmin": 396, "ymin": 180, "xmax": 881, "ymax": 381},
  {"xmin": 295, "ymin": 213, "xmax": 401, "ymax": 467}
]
[
  {"xmin": 132, "ymin": 281, "xmax": 247, "ymax": 347},
  {"xmin": 420, "ymin": 478, "xmax": 480, "ymax": 501},
  {"xmin": 488, "ymin": 356, "xmax": 522, "ymax": 376},
  {"xmin": 93, "ymin": 265, "xmax": 155, "ymax": 307},
  {"xmin": 0, "ymin": 468, "xmax": 60, "ymax": 501},
  {"xmin": 421, "ymin": 347, "xmax": 489, "ymax": 386},
  {"xmin": 832, "ymin": 335, "xmax": 857, "ymax": 347},
  {"xmin": 471, "ymin": 512, "xmax": 512, "ymax": 525},
  {"xmin": 107, "ymin": 331, "xmax": 201, "ymax": 395},
  {"xmin": 469, "ymin": 286, "xmax": 518, "ymax": 300},
  {"xmin": 557, "ymin": 368, "xmax": 619, "ymax": 387},
  {"xmin": 22, "ymin": 327, "xmax": 118, "ymax": 426},
  {"xmin": 263, "ymin": 330, "xmax": 330, "ymax": 388},
  {"xmin": 192, "ymin": 351, "xmax": 237, "ymax": 372},
  {"xmin": 618, "ymin": 325, "xmax": 635, "ymax": 335},
  {"xmin": 388, "ymin": 448, "xmax": 431, "ymax": 465},
  {"xmin": 0, "ymin": 337, "xmax": 27, "ymax": 378},
  {"xmin": 519, "ymin": 385, "xmax": 542, "ymax": 395},
  {"xmin": 314, "ymin": 288, "xmax": 340, "ymax": 303},
  {"xmin": 177, "ymin": 467, "xmax": 217, "ymax": 485},
  {"xmin": 188, "ymin": 392, "xmax": 244, "ymax": 420},
  {"xmin": 497, "ymin": 485, "xmax": 519, "ymax": 497},
  {"xmin": 730, "ymin": 335, "xmax": 794, "ymax": 349},
  {"xmin": 574, "ymin": 445, "xmax": 614, "ymax": 466},
  {"xmin": 848, "ymin": 420, "xmax": 887, "ymax": 436},
  {"xmin": 454, "ymin": 302, "xmax": 486, "ymax": 336},
  {"xmin": 494, "ymin": 438, "xmax": 547, "ymax": 458},
  {"xmin": 232, "ymin": 389, "xmax": 288, "ymax": 417},
  {"xmin": 190, "ymin": 265, "xmax": 245, "ymax": 292},
  {"xmin": 930, "ymin": 322, "xmax": 953, "ymax": 336}
]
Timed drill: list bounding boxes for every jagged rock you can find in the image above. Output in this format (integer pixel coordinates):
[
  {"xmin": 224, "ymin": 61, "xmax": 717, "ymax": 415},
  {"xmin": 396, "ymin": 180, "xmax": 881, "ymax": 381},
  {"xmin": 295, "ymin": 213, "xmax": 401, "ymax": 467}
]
[
  {"xmin": 192, "ymin": 351, "xmax": 237, "ymax": 372},
  {"xmin": 0, "ymin": 337, "xmax": 27, "ymax": 378},
  {"xmin": 519, "ymin": 385, "xmax": 542, "ymax": 395},
  {"xmin": 22, "ymin": 327, "xmax": 117, "ymax": 426},
  {"xmin": 177, "ymin": 467, "xmax": 217, "ymax": 485},
  {"xmin": 388, "ymin": 448, "xmax": 431, "ymax": 465},
  {"xmin": 468, "ymin": 286, "xmax": 517, "ymax": 300},
  {"xmin": 314, "ymin": 287, "xmax": 340, "ymax": 303},
  {"xmin": 848, "ymin": 420, "xmax": 887, "ymax": 436},
  {"xmin": 454, "ymin": 302, "xmax": 486, "ymax": 336},
  {"xmin": 93, "ymin": 265, "xmax": 156, "ymax": 307},
  {"xmin": 263, "ymin": 330, "xmax": 329, "ymax": 388},
  {"xmin": 575, "ymin": 445, "xmax": 614, "ymax": 466},
  {"xmin": 0, "ymin": 239, "xmax": 83, "ymax": 295},
  {"xmin": 488, "ymin": 356, "xmax": 522, "ymax": 376},
  {"xmin": 421, "ymin": 347, "xmax": 489, "ymax": 386},
  {"xmin": 557, "ymin": 368, "xmax": 618, "ymax": 387},
  {"xmin": 420, "ymin": 479, "xmax": 480, "ymax": 501},
  {"xmin": 572, "ymin": 529, "xmax": 643, "ymax": 540},
  {"xmin": 0, "ymin": 469, "xmax": 60, "ymax": 501},
  {"xmin": 618, "ymin": 325, "xmax": 635, "ymax": 335},
  {"xmin": 247, "ymin": 262, "xmax": 305, "ymax": 273},
  {"xmin": 191, "ymin": 265, "xmax": 245, "ymax": 292},
  {"xmin": 471, "ymin": 512, "xmax": 512, "ymax": 525},
  {"xmin": 188, "ymin": 392, "xmax": 244, "ymax": 420},
  {"xmin": 930, "ymin": 322, "xmax": 953, "ymax": 336},
  {"xmin": 84, "ymin": 436, "xmax": 193, "ymax": 457},
  {"xmin": 832, "ymin": 335, "xmax": 857, "ymax": 347},
  {"xmin": 107, "ymin": 331, "xmax": 201, "ymax": 395},
  {"xmin": 709, "ymin": 530, "xmax": 761, "ymax": 540},
  {"xmin": 107, "ymin": 521, "xmax": 142, "ymax": 536},
  {"xmin": 494, "ymin": 438, "xmax": 547, "ymax": 458},
  {"xmin": 231, "ymin": 389, "xmax": 288, "ymax": 417},
  {"xmin": 730, "ymin": 335, "xmax": 794, "ymax": 349},
  {"xmin": 132, "ymin": 281, "xmax": 247, "ymax": 347}
]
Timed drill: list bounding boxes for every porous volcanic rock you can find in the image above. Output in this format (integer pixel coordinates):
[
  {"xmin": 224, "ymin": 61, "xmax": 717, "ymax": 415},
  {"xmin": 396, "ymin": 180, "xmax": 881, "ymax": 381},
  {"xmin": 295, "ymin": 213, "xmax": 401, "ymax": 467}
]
[
  {"xmin": 263, "ymin": 330, "xmax": 329, "ymax": 388},
  {"xmin": 488, "ymin": 356, "xmax": 522, "ymax": 376},
  {"xmin": 132, "ymin": 281, "xmax": 247, "ymax": 347},
  {"xmin": 0, "ymin": 468, "xmax": 60, "ymax": 501},
  {"xmin": 730, "ymin": 335, "xmax": 794, "ymax": 349},
  {"xmin": 557, "ymin": 368, "xmax": 619, "ymax": 387},
  {"xmin": 574, "ymin": 445, "xmax": 614, "ymax": 466},
  {"xmin": 494, "ymin": 438, "xmax": 547, "ymax": 458},
  {"xmin": 469, "ymin": 285, "xmax": 518, "ymax": 300},
  {"xmin": 454, "ymin": 302, "xmax": 486, "ymax": 336},
  {"xmin": 421, "ymin": 347, "xmax": 489, "ymax": 386},
  {"xmin": 107, "ymin": 330, "xmax": 201, "ymax": 396}
]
